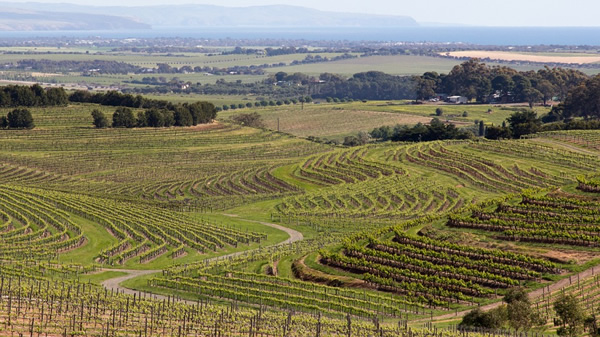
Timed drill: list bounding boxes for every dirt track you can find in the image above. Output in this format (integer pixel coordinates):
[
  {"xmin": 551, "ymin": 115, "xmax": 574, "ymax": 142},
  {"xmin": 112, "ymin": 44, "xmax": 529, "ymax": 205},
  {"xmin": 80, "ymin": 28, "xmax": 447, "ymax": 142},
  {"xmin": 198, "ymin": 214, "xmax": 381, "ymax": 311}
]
[
  {"xmin": 425, "ymin": 266, "xmax": 600, "ymax": 322},
  {"xmin": 100, "ymin": 218, "xmax": 303, "ymax": 299}
]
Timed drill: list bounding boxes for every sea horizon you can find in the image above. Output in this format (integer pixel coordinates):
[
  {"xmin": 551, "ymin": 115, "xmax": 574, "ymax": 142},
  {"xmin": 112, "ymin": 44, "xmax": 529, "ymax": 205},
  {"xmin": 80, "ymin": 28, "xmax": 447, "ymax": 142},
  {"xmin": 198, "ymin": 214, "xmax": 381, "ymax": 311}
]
[{"xmin": 1, "ymin": 26, "xmax": 600, "ymax": 46}]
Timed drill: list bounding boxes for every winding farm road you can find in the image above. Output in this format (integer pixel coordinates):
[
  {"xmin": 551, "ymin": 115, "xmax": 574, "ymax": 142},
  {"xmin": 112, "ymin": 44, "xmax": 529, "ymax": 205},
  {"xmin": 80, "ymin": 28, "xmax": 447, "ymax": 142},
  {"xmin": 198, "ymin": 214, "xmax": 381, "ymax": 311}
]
[
  {"xmin": 100, "ymin": 217, "xmax": 303, "ymax": 299},
  {"xmin": 100, "ymin": 217, "xmax": 600, "ymax": 323},
  {"xmin": 425, "ymin": 266, "xmax": 600, "ymax": 322}
]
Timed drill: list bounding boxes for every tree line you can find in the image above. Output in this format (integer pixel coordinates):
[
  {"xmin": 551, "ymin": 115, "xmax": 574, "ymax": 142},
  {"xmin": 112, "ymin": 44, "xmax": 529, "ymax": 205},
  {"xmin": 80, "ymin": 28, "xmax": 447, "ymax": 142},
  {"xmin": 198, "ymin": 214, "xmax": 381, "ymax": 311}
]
[
  {"xmin": 370, "ymin": 118, "xmax": 473, "ymax": 142},
  {"xmin": 0, "ymin": 108, "xmax": 34, "ymax": 129},
  {"xmin": 0, "ymin": 84, "xmax": 68, "ymax": 107},
  {"xmin": 11, "ymin": 59, "xmax": 140, "ymax": 75},
  {"xmin": 82, "ymin": 91, "xmax": 217, "ymax": 129},
  {"xmin": 415, "ymin": 60, "xmax": 588, "ymax": 105}
]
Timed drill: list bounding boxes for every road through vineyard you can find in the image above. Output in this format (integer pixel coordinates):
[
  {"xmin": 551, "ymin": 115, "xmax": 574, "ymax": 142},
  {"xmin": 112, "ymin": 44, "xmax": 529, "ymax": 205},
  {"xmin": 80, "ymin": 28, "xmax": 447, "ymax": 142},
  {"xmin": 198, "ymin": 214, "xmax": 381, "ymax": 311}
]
[
  {"xmin": 421, "ymin": 264, "xmax": 600, "ymax": 322},
  {"xmin": 101, "ymin": 217, "xmax": 303, "ymax": 299}
]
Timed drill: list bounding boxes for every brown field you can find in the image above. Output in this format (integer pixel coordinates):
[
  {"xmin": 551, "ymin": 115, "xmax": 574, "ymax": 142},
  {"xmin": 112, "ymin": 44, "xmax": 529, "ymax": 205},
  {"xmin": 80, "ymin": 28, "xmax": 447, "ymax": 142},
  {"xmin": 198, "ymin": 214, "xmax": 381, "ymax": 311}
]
[
  {"xmin": 444, "ymin": 51, "xmax": 600, "ymax": 64},
  {"xmin": 260, "ymin": 107, "xmax": 432, "ymax": 138}
]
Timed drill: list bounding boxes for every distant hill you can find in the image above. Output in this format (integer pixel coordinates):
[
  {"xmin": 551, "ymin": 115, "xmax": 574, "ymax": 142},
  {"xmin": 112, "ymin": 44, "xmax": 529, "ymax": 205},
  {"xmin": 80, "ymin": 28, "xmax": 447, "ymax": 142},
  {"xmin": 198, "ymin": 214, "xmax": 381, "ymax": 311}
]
[
  {"xmin": 0, "ymin": 3, "xmax": 419, "ymax": 30},
  {"xmin": 0, "ymin": 7, "xmax": 150, "ymax": 31}
]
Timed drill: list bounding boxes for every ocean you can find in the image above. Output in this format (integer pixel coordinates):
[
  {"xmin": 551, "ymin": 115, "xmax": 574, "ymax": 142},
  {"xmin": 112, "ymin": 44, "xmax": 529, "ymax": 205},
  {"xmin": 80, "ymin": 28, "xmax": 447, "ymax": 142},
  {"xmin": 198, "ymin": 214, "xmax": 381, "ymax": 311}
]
[{"xmin": 1, "ymin": 26, "xmax": 600, "ymax": 46}]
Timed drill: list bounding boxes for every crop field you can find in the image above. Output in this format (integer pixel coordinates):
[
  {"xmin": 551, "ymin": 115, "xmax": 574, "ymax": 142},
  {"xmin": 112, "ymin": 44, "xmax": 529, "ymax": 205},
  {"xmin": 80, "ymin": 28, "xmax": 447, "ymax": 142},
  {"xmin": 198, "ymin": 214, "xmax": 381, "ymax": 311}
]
[
  {"xmin": 217, "ymin": 101, "xmax": 551, "ymax": 140},
  {"xmin": 0, "ymin": 96, "xmax": 599, "ymax": 336},
  {"xmin": 221, "ymin": 102, "xmax": 433, "ymax": 138},
  {"xmin": 269, "ymin": 54, "xmax": 546, "ymax": 77},
  {"xmin": 0, "ymin": 50, "xmax": 350, "ymax": 68},
  {"xmin": 444, "ymin": 51, "xmax": 600, "ymax": 64}
]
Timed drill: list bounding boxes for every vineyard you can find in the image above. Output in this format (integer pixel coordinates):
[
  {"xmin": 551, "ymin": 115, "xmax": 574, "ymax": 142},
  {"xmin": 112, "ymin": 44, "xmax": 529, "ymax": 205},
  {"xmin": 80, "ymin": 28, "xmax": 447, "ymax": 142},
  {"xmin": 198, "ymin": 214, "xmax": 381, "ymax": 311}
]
[
  {"xmin": 312, "ymin": 221, "xmax": 559, "ymax": 310},
  {"xmin": 447, "ymin": 190, "xmax": 600, "ymax": 247},
  {"xmin": 0, "ymin": 102, "xmax": 600, "ymax": 335}
]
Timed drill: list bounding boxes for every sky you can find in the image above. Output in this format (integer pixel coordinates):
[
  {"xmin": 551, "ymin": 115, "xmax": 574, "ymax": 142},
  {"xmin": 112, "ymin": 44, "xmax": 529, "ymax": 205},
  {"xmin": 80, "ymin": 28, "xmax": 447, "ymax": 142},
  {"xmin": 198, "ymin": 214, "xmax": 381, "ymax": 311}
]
[{"xmin": 2, "ymin": 0, "xmax": 597, "ymax": 26}]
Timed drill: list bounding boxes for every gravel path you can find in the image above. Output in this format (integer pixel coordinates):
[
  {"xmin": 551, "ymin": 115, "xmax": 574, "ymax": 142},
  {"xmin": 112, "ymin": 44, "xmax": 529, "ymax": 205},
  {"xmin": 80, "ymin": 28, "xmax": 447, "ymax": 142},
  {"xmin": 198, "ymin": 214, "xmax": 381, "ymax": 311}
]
[
  {"xmin": 532, "ymin": 137, "xmax": 600, "ymax": 157},
  {"xmin": 427, "ymin": 266, "xmax": 599, "ymax": 322},
  {"xmin": 100, "ymin": 217, "xmax": 303, "ymax": 299}
]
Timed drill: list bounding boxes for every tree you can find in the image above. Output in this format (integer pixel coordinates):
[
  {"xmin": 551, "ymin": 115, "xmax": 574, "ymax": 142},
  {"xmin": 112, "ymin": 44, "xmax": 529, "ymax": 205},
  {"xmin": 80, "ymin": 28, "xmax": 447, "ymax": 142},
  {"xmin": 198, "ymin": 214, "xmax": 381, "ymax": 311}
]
[
  {"xmin": 7, "ymin": 108, "xmax": 34, "ymax": 129},
  {"xmin": 523, "ymin": 88, "xmax": 543, "ymax": 108},
  {"xmin": 535, "ymin": 79, "xmax": 556, "ymax": 106},
  {"xmin": 370, "ymin": 125, "xmax": 393, "ymax": 141},
  {"xmin": 91, "ymin": 109, "xmax": 109, "ymax": 128},
  {"xmin": 0, "ymin": 116, "xmax": 7, "ymax": 129},
  {"xmin": 485, "ymin": 125, "xmax": 512, "ymax": 140},
  {"xmin": 231, "ymin": 112, "xmax": 265, "ymax": 128},
  {"xmin": 112, "ymin": 107, "xmax": 136, "ymax": 128},
  {"xmin": 435, "ymin": 108, "xmax": 444, "ymax": 116},
  {"xmin": 45, "ymin": 87, "xmax": 68, "ymax": 106},
  {"xmin": 554, "ymin": 294, "xmax": 585, "ymax": 337},
  {"xmin": 478, "ymin": 121, "xmax": 485, "ymax": 137},
  {"xmin": 460, "ymin": 306, "xmax": 507, "ymax": 329},
  {"xmin": 415, "ymin": 73, "xmax": 438, "ymax": 100},
  {"xmin": 343, "ymin": 135, "xmax": 361, "ymax": 146},
  {"xmin": 357, "ymin": 131, "xmax": 370, "ymax": 145},
  {"xmin": 443, "ymin": 59, "xmax": 492, "ymax": 102},
  {"xmin": 145, "ymin": 108, "xmax": 166, "ymax": 127},
  {"xmin": 585, "ymin": 315, "xmax": 600, "ymax": 337},
  {"xmin": 500, "ymin": 287, "xmax": 544, "ymax": 332},
  {"xmin": 507, "ymin": 110, "xmax": 541, "ymax": 138},
  {"xmin": 174, "ymin": 106, "xmax": 193, "ymax": 127},
  {"xmin": 492, "ymin": 74, "xmax": 515, "ymax": 94},
  {"xmin": 561, "ymin": 75, "xmax": 600, "ymax": 119}
]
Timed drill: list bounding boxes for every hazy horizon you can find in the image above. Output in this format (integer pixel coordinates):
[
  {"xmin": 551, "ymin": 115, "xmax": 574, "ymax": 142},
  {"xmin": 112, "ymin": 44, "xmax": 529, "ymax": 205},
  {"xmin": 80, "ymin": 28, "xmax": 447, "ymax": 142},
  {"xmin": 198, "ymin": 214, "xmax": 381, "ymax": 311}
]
[{"xmin": 0, "ymin": 0, "xmax": 596, "ymax": 27}]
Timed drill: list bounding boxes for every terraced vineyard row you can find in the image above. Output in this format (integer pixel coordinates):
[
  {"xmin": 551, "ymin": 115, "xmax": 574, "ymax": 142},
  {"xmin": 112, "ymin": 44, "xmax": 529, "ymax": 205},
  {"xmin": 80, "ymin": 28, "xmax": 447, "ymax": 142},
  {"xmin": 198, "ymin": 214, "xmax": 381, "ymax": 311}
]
[
  {"xmin": 0, "ymin": 184, "xmax": 265, "ymax": 265},
  {"xmin": 533, "ymin": 130, "xmax": 600, "ymax": 152},
  {"xmin": 0, "ymin": 276, "xmax": 501, "ymax": 337},
  {"xmin": 532, "ymin": 272, "xmax": 600, "ymax": 333},
  {"xmin": 388, "ymin": 142, "xmax": 569, "ymax": 193},
  {"xmin": 0, "ymin": 185, "xmax": 85, "ymax": 260},
  {"xmin": 276, "ymin": 176, "xmax": 465, "ymax": 222},
  {"xmin": 469, "ymin": 139, "xmax": 598, "ymax": 171},
  {"xmin": 295, "ymin": 147, "xmax": 403, "ymax": 187},
  {"xmin": 447, "ymin": 190, "xmax": 600, "ymax": 247},
  {"xmin": 156, "ymin": 235, "xmax": 437, "ymax": 320},
  {"xmin": 318, "ymin": 227, "xmax": 559, "ymax": 309},
  {"xmin": 577, "ymin": 175, "xmax": 600, "ymax": 193}
]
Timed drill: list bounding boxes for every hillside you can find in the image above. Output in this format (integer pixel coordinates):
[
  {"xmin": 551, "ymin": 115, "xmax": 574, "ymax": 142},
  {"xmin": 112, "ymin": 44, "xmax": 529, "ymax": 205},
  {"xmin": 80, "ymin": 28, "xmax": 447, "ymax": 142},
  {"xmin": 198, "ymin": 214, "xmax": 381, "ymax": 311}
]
[
  {"xmin": 0, "ymin": 2, "xmax": 419, "ymax": 29},
  {"xmin": 0, "ymin": 7, "xmax": 150, "ymax": 31}
]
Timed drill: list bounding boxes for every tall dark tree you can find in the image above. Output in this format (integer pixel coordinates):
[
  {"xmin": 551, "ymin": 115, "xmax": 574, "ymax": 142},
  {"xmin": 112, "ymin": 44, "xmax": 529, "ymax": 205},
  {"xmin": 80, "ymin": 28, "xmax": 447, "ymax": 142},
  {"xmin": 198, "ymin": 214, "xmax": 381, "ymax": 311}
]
[
  {"xmin": 91, "ymin": 109, "xmax": 109, "ymax": 128},
  {"xmin": 7, "ymin": 108, "xmax": 34, "ymax": 129},
  {"xmin": 507, "ymin": 110, "xmax": 541, "ymax": 138},
  {"xmin": 112, "ymin": 107, "xmax": 136, "ymax": 128},
  {"xmin": 561, "ymin": 75, "xmax": 600, "ymax": 119},
  {"xmin": 174, "ymin": 106, "xmax": 193, "ymax": 127},
  {"xmin": 443, "ymin": 59, "xmax": 491, "ymax": 102}
]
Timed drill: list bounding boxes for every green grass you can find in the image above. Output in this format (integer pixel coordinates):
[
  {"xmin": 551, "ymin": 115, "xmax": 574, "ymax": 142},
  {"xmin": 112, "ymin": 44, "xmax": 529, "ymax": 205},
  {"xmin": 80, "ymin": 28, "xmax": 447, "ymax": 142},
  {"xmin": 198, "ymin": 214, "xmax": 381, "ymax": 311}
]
[{"xmin": 59, "ymin": 215, "xmax": 118, "ymax": 266}]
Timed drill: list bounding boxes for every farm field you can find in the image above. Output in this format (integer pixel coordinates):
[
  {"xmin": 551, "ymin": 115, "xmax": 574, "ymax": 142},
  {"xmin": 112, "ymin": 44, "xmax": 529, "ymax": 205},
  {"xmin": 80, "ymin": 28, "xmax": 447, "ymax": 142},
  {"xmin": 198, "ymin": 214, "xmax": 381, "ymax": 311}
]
[
  {"xmin": 219, "ymin": 101, "xmax": 551, "ymax": 140},
  {"xmin": 0, "ymin": 50, "xmax": 350, "ymax": 68},
  {"xmin": 444, "ymin": 51, "xmax": 600, "ymax": 64},
  {"xmin": 268, "ymin": 54, "xmax": 546, "ymax": 76}
]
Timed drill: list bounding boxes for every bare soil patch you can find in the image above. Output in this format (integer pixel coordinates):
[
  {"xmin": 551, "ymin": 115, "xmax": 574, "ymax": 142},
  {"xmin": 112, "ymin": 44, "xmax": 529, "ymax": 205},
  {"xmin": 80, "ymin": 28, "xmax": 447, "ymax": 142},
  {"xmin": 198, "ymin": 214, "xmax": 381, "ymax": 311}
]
[{"xmin": 444, "ymin": 51, "xmax": 600, "ymax": 64}]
